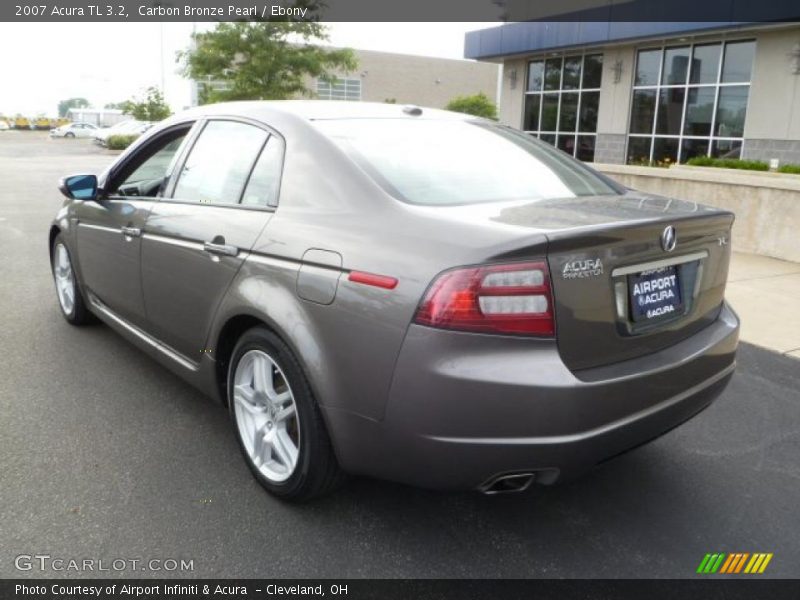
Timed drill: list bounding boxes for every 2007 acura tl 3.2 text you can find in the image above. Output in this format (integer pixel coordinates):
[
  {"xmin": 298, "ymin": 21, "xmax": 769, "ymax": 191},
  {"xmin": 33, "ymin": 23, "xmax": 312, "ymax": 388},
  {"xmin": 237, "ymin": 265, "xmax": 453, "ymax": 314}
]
[{"xmin": 49, "ymin": 101, "xmax": 739, "ymax": 501}]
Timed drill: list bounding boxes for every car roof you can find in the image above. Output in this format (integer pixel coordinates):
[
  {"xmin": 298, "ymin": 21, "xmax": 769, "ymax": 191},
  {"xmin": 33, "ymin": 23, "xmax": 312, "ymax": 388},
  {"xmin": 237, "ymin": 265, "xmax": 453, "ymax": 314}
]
[{"xmin": 177, "ymin": 100, "xmax": 473, "ymax": 124}]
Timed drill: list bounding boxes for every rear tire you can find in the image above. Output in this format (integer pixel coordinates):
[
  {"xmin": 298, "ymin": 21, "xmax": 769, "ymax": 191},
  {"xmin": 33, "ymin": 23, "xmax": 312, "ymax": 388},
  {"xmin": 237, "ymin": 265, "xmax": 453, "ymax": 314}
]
[
  {"xmin": 228, "ymin": 327, "xmax": 346, "ymax": 501},
  {"xmin": 64, "ymin": 132, "xmax": 75, "ymax": 138},
  {"xmin": 51, "ymin": 235, "xmax": 93, "ymax": 325}
]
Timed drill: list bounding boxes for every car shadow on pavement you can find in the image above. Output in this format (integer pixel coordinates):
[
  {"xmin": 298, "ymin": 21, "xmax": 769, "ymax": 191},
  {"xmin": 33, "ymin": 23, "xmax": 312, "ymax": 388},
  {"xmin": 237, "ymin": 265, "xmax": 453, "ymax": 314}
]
[{"xmin": 26, "ymin": 318, "xmax": 798, "ymax": 578}]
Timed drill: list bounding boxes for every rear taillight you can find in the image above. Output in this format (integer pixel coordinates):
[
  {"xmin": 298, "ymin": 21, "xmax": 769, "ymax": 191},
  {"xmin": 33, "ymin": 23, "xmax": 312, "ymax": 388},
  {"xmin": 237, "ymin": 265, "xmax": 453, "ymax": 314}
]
[{"xmin": 413, "ymin": 261, "xmax": 555, "ymax": 336}]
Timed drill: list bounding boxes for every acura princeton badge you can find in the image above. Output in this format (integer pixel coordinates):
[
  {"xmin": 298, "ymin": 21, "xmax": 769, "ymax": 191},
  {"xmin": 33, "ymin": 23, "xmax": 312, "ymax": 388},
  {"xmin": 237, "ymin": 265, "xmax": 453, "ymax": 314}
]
[{"xmin": 562, "ymin": 258, "xmax": 604, "ymax": 279}]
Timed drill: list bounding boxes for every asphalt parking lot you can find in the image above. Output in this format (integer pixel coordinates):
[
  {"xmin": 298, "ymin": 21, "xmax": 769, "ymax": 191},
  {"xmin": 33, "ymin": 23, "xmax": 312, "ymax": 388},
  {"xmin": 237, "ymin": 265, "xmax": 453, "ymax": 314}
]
[{"xmin": 1, "ymin": 131, "xmax": 799, "ymax": 579}]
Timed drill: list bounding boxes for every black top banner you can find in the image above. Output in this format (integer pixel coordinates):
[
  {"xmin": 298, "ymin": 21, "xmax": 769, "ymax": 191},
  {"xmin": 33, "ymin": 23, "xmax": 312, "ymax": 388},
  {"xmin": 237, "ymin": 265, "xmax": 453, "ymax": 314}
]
[{"xmin": 3, "ymin": 0, "xmax": 800, "ymax": 22}]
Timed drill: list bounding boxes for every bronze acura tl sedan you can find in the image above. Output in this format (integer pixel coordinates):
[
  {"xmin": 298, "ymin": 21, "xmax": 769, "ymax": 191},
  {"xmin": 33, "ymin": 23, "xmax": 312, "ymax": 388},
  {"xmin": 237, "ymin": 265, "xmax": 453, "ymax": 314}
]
[{"xmin": 50, "ymin": 101, "xmax": 739, "ymax": 501}]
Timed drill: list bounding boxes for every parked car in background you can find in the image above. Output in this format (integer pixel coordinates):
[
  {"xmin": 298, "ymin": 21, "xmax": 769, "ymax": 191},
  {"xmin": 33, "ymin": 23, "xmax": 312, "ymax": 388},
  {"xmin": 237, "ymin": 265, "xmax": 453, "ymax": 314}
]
[
  {"xmin": 0, "ymin": 120, "xmax": 9, "ymax": 131},
  {"xmin": 49, "ymin": 101, "xmax": 739, "ymax": 501},
  {"xmin": 94, "ymin": 120, "xmax": 152, "ymax": 146},
  {"xmin": 50, "ymin": 122, "xmax": 98, "ymax": 139}
]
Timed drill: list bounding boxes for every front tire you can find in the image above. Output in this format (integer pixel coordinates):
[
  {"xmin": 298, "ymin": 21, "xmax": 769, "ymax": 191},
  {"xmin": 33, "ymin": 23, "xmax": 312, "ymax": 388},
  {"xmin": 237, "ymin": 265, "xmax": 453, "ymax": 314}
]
[
  {"xmin": 51, "ymin": 235, "xmax": 92, "ymax": 325},
  {"xmin": 228, "ymin": 327, "xmax": 345, "ymax": 501}
]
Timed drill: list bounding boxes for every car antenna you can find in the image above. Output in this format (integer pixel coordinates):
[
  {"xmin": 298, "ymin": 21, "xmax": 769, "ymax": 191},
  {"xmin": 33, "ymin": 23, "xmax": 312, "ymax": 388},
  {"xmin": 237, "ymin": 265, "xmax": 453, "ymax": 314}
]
[{"xmin": 402, "ymin": 105, "xmax": 423, "ymax": 116}]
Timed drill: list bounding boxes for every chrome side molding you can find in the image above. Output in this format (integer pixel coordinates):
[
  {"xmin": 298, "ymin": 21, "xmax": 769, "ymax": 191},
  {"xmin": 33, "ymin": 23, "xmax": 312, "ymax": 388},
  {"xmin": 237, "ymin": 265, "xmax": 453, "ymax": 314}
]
[{"xmin": 87, "ymin": 294, "xmax": 199, "ymax": 372}]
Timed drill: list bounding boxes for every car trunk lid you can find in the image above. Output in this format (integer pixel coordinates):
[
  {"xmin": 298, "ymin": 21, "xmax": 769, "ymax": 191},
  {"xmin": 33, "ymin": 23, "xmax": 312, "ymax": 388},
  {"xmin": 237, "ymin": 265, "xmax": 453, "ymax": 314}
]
[
  {"xmin": 545, "ymin": 211, "xmax": 734, "ymax": 372},
  {"xmin": 414, "ymin": 191, "xmax": 734, "ymax": 372}
]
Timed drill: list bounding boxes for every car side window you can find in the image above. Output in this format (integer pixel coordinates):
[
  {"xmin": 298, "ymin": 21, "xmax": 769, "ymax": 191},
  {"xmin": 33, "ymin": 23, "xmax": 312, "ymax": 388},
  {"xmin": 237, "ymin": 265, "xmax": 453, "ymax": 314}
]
[
  {"xmin": 113, "ymin": 132, "xmax": 189, "ymax": 198},
  {"xmin": 241, "ymin": 135, "xmax": 285, "ymax": 208},
  {"xmin": 172, "ymin": 120, "xmax": 268, "ymax": 205}
]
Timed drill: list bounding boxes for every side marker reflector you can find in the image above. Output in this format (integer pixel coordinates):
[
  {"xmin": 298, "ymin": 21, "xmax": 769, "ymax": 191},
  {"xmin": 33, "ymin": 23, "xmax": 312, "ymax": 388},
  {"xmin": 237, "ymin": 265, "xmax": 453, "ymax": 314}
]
[{"xmin": 348, "ymin": 271, "xmax": 398, "ymax": 290}]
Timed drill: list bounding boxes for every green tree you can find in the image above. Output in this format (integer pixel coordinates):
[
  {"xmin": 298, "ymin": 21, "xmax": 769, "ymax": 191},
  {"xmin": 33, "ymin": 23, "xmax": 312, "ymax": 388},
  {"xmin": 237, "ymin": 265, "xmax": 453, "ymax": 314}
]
[
  {"xmin": 445, "ymin": 92, "xmax": 498, "ymax": 120},
  {"xmin": 123, "ymin": 87, "xmax": 172, "ymax": 122},
  {"xmin": 58, "ymin": 97, "xmax": 90, "ymax": 118},
  {"xmin": 178, "ymin": 18, "xmax": 357, "ymax": 104},
  {"xmin": 105, "ymin": 100, "xmax": 135, "ymax": 112}
]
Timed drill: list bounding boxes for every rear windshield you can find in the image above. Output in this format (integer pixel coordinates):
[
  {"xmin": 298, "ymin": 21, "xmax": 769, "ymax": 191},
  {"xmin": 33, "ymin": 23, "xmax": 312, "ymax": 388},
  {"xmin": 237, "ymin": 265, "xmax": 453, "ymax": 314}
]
[{"xmin": 314, "ymin": 118, "xmax": 620, "ymax": 206}]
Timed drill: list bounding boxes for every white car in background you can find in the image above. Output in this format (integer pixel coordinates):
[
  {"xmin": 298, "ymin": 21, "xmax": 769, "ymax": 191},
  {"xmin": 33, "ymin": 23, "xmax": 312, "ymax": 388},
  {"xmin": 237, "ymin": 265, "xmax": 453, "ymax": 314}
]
[
  {"xmin": 94, "ymin": 120, "xmax": 152, "ymax": 146},
  {"xmin": 50, "ymin": 122, "xmax": 98, "ymax": 139},
  {"xmin": 0, "ymin": 121, "xmax": 10, "ymax": 131}
]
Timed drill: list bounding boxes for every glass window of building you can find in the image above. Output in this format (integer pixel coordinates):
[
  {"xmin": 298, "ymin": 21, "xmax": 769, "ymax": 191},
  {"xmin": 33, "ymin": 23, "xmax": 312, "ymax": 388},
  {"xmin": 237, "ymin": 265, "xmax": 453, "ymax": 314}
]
[
  {"xmin": 661, "ymin": 46, "xmax": 690, "ymax": 85},
  {"xmin": 721, "ymin": 41, "xmax": 756, "ymax": 83},
  {"xmin": 635, "ymin": 49, "xmax": 661, "ymax": 86},
  {"xmin": 627, "ymin": 40, "xmax": 754, "ymax": 165},
  {"xmin": 630, "ymin": 89, "xmax": 656, "ymax": 134},
  {"xmin": 316, "ymin": 77, "xmax": 362, "ymax": 101},
  {"xmin": 523, "ymin": 53, "xmax": 604, "ymax": 161},
  {"xmin": 690, "ymin": 44, "xmax": 721, "ymax": 84}
]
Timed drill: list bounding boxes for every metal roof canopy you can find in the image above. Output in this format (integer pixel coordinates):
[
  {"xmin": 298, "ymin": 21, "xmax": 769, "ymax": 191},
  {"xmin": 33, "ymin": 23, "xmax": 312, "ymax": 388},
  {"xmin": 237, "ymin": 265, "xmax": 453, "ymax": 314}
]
[{"xmin": 465, "ymin": 22, "xmax": 774, "ymax": 61}]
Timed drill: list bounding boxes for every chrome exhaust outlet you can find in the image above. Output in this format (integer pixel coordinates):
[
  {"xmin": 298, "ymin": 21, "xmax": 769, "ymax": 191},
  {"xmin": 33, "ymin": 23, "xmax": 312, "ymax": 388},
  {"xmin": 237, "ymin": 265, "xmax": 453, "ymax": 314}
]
[{"xmin": 480, "ymin": 473, "xmax": 535, "ymax": 495}]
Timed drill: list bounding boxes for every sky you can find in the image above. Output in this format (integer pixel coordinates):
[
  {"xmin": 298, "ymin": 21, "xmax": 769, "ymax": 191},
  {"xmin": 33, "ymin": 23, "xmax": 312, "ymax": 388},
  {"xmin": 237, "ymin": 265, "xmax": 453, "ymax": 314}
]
[{"xmin": 0, "ymin": 22, "xmax": 491, "ymax": 116}]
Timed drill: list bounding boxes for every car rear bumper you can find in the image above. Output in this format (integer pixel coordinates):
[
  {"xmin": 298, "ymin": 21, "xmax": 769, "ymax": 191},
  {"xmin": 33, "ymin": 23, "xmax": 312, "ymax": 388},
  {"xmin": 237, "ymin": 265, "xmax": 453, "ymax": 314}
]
[{"xmin": 324, "ymin": 302, "xmax": 739, "ymax": 491}]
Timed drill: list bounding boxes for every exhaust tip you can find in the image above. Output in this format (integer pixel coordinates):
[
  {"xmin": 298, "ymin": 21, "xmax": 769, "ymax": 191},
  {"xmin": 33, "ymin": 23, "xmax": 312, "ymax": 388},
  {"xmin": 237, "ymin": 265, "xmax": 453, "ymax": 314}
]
[{"xmin": 480, "ymin": 473, "xmax": 535, "ymax": 495}]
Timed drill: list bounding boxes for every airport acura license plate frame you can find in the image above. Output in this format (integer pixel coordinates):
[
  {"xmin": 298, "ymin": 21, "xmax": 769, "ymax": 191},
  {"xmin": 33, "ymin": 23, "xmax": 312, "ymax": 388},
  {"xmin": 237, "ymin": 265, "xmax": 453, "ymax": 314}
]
[{"xmin": 628, "ymin": 264, "xmax": 684, "ymax": 322}]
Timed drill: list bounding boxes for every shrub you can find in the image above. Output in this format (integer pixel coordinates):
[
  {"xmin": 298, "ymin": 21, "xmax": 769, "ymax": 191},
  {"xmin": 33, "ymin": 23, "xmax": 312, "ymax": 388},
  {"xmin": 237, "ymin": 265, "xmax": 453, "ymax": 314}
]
[
  {"xmin": 684, "ymin": 155, "xmax": 715, "ymax": 167},
  {"xmin": 445, "ymin": 92, "xmax": 498, "ymax": 120},
  {"xmin": 685, "ymin": 156, "xmax": 770, "ymax": 171},
  {"xmin": 106, "ymin": 134, "xmax": 139, "ymax": 150},
  {"xmin": 777, "ymin": 163, "xmax": 800, "ymax": 174}
]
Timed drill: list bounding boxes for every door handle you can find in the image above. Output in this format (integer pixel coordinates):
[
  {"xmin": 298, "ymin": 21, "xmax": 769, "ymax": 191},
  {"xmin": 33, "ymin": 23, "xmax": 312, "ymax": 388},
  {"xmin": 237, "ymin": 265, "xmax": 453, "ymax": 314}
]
[
  {"xmin": 120, "ymin": 226, "xmax": 141, "ymax": 238},
  {"xmin": 203, "ymin": 241, "xmax": 239, "ymax": 257}
]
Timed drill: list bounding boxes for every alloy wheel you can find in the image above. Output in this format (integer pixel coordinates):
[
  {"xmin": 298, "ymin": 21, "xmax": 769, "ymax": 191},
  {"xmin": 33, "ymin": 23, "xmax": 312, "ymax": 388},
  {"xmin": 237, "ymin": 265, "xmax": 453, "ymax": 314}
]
[
  {"xmin": 53, "ymin": 243, "xmax": 76, "ymax": 316},
  {"xmin": 232, "ymin": 350, "xmax": 300, "ymax": 483}
]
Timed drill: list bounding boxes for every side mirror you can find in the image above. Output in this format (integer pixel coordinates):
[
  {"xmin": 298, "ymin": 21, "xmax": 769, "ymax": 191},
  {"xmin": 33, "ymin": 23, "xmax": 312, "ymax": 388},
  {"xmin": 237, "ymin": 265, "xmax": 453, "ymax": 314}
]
[{"xmin": 59, "ymin": 174, "xmax": 98, "ymax": 201}]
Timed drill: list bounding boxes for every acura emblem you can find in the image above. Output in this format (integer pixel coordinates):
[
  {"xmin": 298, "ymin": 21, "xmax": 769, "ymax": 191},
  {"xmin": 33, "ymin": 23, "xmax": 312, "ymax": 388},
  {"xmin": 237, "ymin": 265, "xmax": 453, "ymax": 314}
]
[{"xmin": 661, "ymin": 226, "xmax": 677, "ymax": 252}]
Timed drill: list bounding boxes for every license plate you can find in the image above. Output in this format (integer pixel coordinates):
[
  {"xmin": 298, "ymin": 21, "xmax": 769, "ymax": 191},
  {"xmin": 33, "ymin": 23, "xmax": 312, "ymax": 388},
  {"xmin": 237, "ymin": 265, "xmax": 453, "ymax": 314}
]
[{"xmin": 628, "ymin": 265, "xmax": 683, "ymax": 322}]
